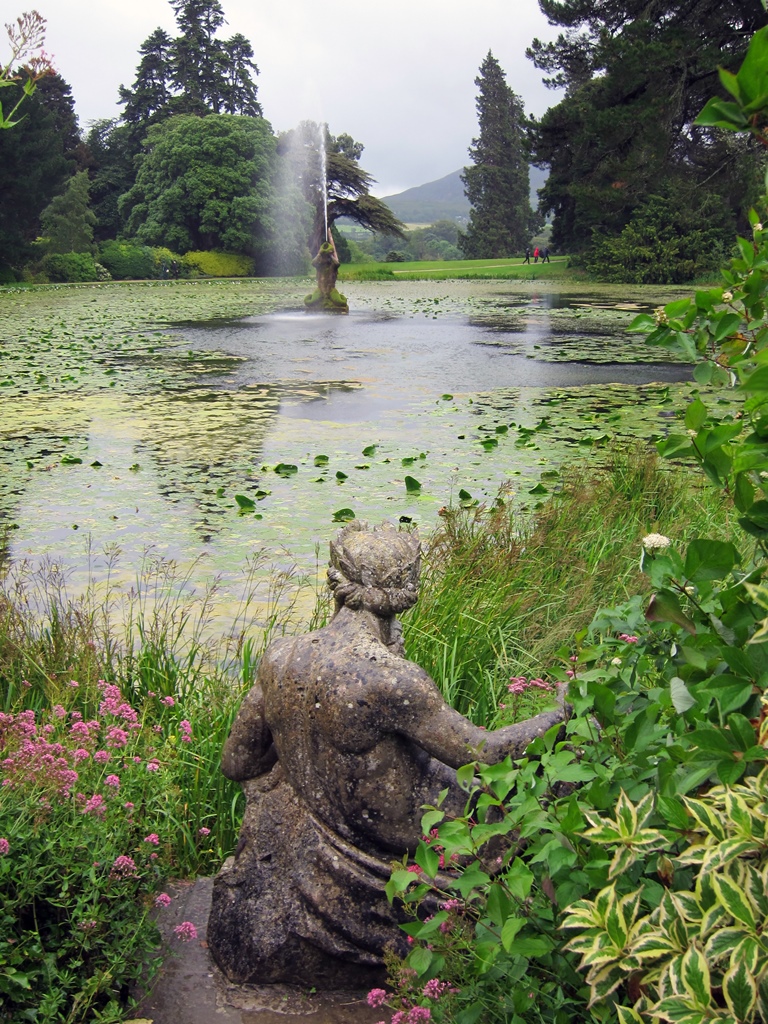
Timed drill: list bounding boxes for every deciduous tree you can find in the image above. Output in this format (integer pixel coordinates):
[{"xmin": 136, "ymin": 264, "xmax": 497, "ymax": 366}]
[
  {"xmin": 119, "ymin": 114, "xmax": 275, "ymax": 262},
  {"xmin": 277, "ymin": 121, "xmax": 405, "ymax": 255}
]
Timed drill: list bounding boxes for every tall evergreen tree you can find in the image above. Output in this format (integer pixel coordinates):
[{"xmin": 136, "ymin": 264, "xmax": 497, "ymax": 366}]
[
  {"xmin": 460, "ymin": 52, "xmax": 534, "ymax": 259},
  {"xmin": 118, "ymin": 28, "xmax": 174, "ymax": 124},
  {"xmin": 118, "ymin": 0, "xmax": 261, "ymax": 123},
  {"xmin": 528, "ymin": 0, "xmax": 767, "ymax": 252},
  {"xmin": 39, "ymin": 171, "xmax": 96, "ymax": 253},
  {"xmin": 0, "ymin": 73, "xmax": 74, "ymax": 269}
]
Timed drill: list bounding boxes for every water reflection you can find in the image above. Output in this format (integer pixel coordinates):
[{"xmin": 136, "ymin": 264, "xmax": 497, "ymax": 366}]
[{"xmin": 4, "ymin": 285, "xmax": 705, "ymax": 616}]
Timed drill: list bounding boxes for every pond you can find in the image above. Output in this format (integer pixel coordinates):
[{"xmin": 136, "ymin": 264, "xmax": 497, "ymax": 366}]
[{"xmin": 0, "ymin": 278, "xmax": 712, "ymax": 629}]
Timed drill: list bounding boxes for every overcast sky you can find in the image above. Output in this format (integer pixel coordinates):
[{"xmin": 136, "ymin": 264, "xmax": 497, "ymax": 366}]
[{"xmin": 32, "ymin": 0, "xmax": 563, "ymax": 196}]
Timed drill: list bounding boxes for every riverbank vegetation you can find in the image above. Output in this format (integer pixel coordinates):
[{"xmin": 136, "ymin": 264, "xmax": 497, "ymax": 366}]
[
  {"xmin": 0, "ymin": 443, "xmax": 733, "ymax": 1022},
  {"xmin": 375, "ymin": 33, "xmax": 768, "ymax": 1024}
]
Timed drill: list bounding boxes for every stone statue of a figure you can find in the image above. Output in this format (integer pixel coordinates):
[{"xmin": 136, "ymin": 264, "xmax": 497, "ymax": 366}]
[
  {"xmin": 208, "ymin": 521, "xmax": 567, "ymax": 989},
  {"xmin": 304, "ymin": 229, "xmax": 349, "ymax": 313}
]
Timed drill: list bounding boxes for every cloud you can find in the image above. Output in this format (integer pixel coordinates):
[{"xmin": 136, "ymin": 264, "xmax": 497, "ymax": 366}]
[{"xmin": 37, "ymin": 0, "xmax": 562, "ymax": 194}]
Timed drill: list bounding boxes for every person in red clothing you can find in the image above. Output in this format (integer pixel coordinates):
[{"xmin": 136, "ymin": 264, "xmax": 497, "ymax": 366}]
[{"xmin": 533, "ymin": 246, "xmax": 540, "ymax": 263}]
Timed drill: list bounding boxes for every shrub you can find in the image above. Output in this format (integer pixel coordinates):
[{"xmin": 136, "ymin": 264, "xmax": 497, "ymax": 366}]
[
  {"xmin": 583, "ymin": 186, "xmax": 735, "ymax": 285},
  {"xmin": 180, "ymin": 250, "xmax": 254, "ymax": 277},
  {"xmin": 39, "ymin": 252, "xmax": 100, "ymax": 283},
  {"xmin": 0, "ymin": 682, "xmax": 225, "ymax": 1021},
  {"xmin": 98, "ymin": 242, "xmax": 155, "ymax": 281}
]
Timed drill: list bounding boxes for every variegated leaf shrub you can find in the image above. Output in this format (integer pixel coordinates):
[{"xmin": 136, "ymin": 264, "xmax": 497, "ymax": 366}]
[{"xmin": 563, "ymin": 767, "xmax": 768, "ymax": 1024}]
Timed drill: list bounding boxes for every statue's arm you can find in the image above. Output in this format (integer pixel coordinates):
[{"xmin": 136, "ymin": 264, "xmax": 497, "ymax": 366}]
[
  {"xmin": 387, "ymin": 667, "xmax": 567, "ymax": 768},
  {"xmin": 221, "ymin": 683, "xmax": 278, "ymax": 781}
]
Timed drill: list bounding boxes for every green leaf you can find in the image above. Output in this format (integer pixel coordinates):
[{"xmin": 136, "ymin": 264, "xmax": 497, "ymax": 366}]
[
  {"xmin": 713, "ymin": 873, "xmax": 756, "ymax": 929},
  {"xmin": 415, "ymin": 839, "xmax": 440, "ymax": 877},
  {"xmin": 503, "ymin": 858, "xmax": 534, "ymax": 901},
  {"xmin": 683, "ymin": 539, "xmax": 738, "ymax": 582},
  {"xmin": 684, "ymin": 398, "xmax": 708, "ymax": 431},
  {"xmin": 681, "ymin": 944, "xmax": 711, "ymax": 1009},
  {"xmin": 645, "ymin": 591, "xmax": 696, "ymax": 634},
  {"xmin": 501, "ymin": 915, "xmax": 525, "ymax": 950},
  {"xmin": 404, "ymin": 475, "xmax": 422, "ymax": 493},
  {"xmin": 361, "ymin": 445, "xmax": 377, "ymax": 457},
  {"xmin": 408, "ymin": 945, "xmax": 433, "ymax": 975},
  {"xmin": 274, "ymin": 463, "xmax": 298, "ymax": 477},
  {"xmin": 335, "ymin": 470, "xmax": 348, "ymax": 481},
  {"xmin": 671, "ymin": 676, "xmax": 697, "ymax": 714},
  {"xmin": 722, "ymin": 956, "xmax": 757, "ymax": 1020},
  {"xmin": 695, "ymin": 97, "xmax": 749, "ymax": 130},
  {"xmin": 665, "ymin": 298, "xmax": 694, "ymax": 319},
  {"xmin": 331, "ymin": 508, "xmax": 355, "ymax": 522},
  {"xmin": 313, "ymin": 454, "xmax": 329, "ymax": 466},
  {"xmin": 727, "ymin": 713, "xmax": 756, "ymax": 752},
  {"xmin": 234, "ymin": 494, "xmax": 255, "ymax": 511},
  {"xmin": 61, "ymin": 454, "xmax": 83, "ymax": 465}
]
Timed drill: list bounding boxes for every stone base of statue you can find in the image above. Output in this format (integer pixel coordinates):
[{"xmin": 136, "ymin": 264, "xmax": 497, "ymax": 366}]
[
  {"xmin": 303, "ymin": 285, "xmax": 349, "ymax": 313},
  {"xmin": 208, "ymin": 768, "xmax": 404, "ymax": 988}
]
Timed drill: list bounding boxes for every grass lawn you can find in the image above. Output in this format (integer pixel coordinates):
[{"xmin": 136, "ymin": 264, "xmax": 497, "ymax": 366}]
[{"xmin": 339, "ymin": 256, "xmax": 571, "ymax": 281}]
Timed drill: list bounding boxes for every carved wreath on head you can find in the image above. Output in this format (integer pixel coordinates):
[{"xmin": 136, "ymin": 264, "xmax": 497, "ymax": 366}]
[{"xmin": 327, "ymin": 521, "xmax": 421, "ymax": 616}]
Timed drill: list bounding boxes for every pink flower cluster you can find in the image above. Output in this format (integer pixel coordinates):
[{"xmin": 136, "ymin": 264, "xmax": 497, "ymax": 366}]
[
  {"xmin": 179, "ymin": 719, "xmax": 192, "ymax": 743},
  {"xmin": 507, "ymin": 676, "xmax": 553, "ymax": 695},
  {"xmin": 110, "ymin": 854, "xmax": 138, "ymax": 879},
  {"xmin": 1, "ymin": 710, "xmax": 81, "ymax": 798},
  {"xmin": 173, "ymin": 920, "xmax": 198, "ymax": 941},
  {"xmin": 619, "ymin": 633, "xmax": 639, "ymax": 643},
  {"xmin": 98, "ymin": 681, "xmax": 140, "ymax": 730},
  {"xmin": 0, "ymin": 837, "xmax": 9, "ymax": 856}
]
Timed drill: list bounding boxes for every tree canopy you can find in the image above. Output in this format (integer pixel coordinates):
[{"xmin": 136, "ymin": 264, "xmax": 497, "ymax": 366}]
[
  {"xmin": 119, "ymin": 114, "xmax": 275, "ymax": 262},
  {"xmin": 528, "ymin": 0, "xmax": 767, "ymax": 253},
  {"xmin": 460, "ymin": 52, "xmax": 536, "ymax": 258}
]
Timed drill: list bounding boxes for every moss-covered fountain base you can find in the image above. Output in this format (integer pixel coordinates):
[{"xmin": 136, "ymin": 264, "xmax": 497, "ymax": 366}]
[{"xmin": 303, "ymin": 286, "xmax": 349, "ymax": 313}]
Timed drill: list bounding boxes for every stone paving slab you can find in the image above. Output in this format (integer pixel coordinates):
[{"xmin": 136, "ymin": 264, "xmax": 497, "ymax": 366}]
[{"xmin": 129, "ymin": 878, "xmax": 383, "ymax": 1024}]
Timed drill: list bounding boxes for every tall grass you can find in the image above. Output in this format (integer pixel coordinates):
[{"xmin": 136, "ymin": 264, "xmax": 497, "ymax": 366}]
[
  {"xmin": 403, "ymin": 447, "xmax": 734, "ymax": 724},
  {"xmin": 0, "ymin": 547, "xmax": 318, "ymax": 863}
]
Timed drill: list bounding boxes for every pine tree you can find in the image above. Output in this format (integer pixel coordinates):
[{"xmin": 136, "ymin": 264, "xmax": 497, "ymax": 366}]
[
  {"xmin": 39, "ymin": 171, "xmax": 96, "ymax": 253},
  {"xmin": 118, "ymin": 28, "xmax": 174, "ymax": 124},
  {"xmin": 118, "ymin": 0, "xmax": 261, "ymax": 122},
  {"xmin": 528, "ymin": 0, "xmax": 767, "ymax": 252},
  {"xmin": 460, "ymin": 52, "xmax": 534, "ymax": 259}
]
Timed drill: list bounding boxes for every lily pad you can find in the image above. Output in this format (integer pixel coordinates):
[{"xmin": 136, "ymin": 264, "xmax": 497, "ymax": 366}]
[
  {"xmin": 405, "ymin": 475, "xmax": 422, "ymax": 493},
  {"xmin": 332, "ymin": 508, "xmax": 355, "ymax": 522}
]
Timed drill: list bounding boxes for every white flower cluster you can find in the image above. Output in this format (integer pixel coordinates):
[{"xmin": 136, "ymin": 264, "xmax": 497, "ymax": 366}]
[
  {"xmin": 722, "ymin": 290, "xmax": 733, "ymax": 303},
  {"xmin": 653, "ymin": 306, "xmax": 669, "ymax": 326},
  {"xmin": 642, "ymin": 532, "xmax": 671, "ymax": 552}
]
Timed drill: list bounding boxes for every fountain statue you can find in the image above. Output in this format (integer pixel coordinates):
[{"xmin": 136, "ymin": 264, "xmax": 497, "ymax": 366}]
[
  {"xmin": 207, "ymin": 521, "xmax": 568, "ymax": 989},
  {"xmin": 304, "ymin": 228, "xmax": 349, "ymax": 314}
]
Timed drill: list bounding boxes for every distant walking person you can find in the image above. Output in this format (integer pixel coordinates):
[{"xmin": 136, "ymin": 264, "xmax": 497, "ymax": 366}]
[
  {"xmin": 523, "ymin": 247, "xmax": 531, "ymax": 264},
  {"xmin": 541, "ymin": 247, "xmax": 551, "ymax": 263},
  {"xmin": 533, "ymin": 246, "xmax": 540, "ymax": 263}
]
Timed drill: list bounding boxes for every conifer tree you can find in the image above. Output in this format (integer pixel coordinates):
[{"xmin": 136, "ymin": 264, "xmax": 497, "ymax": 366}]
[
  {"xmin": 460, "ymin": 52, "xmax": 534, "ymax": 259},
  {"xmin": 39, "ymin": 171, "xmax": 96, "ymax": 253},
  {"xmin": 118, "ymin": 0, "xmax": 261, "ymax": 123}
]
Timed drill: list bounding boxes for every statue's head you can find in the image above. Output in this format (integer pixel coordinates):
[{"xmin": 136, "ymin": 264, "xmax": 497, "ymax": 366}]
[{"xmin": 327, "ymin": 521, "xmax": 421, "ymax": 617}]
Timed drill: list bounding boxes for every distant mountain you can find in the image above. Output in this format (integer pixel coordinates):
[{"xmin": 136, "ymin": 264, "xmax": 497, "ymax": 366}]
[{"xmin": 380, "ymin": 167, "xmax": 549, "ymax": 226}]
